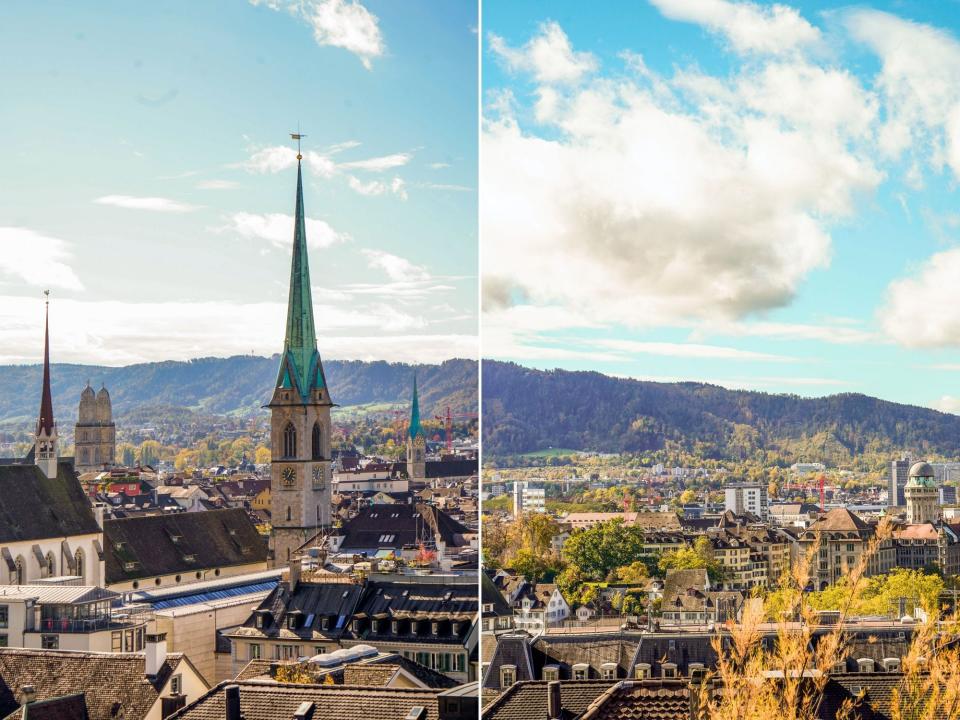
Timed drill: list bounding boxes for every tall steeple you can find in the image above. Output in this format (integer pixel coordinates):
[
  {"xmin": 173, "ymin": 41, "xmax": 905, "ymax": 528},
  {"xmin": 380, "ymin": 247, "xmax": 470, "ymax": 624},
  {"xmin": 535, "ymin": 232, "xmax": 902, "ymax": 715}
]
[
  {"xmin": 35, "ymin": 292, "xmax": 58, "ymax": 479},
  {"xmin": 275, "ymin": 156, "xmax": 329, "ymax": 403},
  {"xmin": 408, "ymin": 373, "xmax": 423, "ymax": 440},
  {"xmin": 268, "ymin": 135, "xmax": 334, "ymax": 567}
]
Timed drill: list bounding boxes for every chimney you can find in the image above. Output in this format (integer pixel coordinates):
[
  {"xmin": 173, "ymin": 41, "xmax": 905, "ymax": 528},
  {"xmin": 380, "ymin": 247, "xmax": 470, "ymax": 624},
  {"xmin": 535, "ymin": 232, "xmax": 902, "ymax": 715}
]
[
  {"xmin": 21, "ymin": 685, "xmax": 36, "ymax": 706},
  {"xmin": 547, "ymin": 680, "xmax": 561, "ymax": 720},
  {"xmin": 145, "ymin": 633, "xmax": 167, "ymax": 677},
  {"xmin": 689, "ymin": 668, "xmax": 706, "ymax": 720},
  {"xmin": 225, "ymin": 684, "xmax": 242, "ymax": 720},
  {"xmin": 93, "ymin": 502, "xmax": 106, "ymax": 529},
  {"xmin": 289, "ymin": 558, "xmax": 301, "ymax": 592}
]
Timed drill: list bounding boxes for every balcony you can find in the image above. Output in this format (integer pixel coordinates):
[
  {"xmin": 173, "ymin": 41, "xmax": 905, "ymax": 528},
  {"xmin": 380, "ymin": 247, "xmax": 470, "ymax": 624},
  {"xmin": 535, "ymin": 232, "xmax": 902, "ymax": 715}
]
[{"xmin": 36, "ymin": 615, "xmax": 144, "ymax": 633}]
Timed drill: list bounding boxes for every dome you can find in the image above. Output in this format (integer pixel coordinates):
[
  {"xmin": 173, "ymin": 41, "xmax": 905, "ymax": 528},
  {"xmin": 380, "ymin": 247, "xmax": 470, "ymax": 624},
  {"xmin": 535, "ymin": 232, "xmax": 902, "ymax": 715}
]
[{"xmin": 909, "ymin": 462, "xmax": 934, "ymax": 479}]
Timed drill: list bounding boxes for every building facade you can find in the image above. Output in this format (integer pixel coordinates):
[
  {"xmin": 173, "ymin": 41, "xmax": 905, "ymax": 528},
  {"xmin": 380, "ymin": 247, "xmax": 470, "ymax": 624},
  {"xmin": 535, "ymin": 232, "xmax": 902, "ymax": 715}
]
[{"xmin": 723, "ymin": 484, "xmax": 768, "ymax": 520}]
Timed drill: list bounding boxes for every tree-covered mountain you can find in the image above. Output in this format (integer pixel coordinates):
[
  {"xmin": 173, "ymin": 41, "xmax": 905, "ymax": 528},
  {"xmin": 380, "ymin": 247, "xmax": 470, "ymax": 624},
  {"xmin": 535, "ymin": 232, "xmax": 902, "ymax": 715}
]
[
  {"xmin": 482, "ymin": 360, "xmax": 960, "ymax": 462},
  {"xmin": 0, "ymin": 356, "xmax": 477, "ymax": 429}
]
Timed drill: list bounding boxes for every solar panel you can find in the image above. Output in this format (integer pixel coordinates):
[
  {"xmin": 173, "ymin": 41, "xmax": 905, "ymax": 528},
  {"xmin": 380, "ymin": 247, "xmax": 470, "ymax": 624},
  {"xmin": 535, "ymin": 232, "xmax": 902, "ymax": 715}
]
[{"xmin": 149, "ymin": 580, "xmax": 279, "ymax": 609}]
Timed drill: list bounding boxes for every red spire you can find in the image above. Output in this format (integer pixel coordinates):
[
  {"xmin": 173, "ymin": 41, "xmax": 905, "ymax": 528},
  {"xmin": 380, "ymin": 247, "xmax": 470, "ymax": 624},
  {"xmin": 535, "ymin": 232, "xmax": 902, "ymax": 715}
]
[{"xmin": 36, "ymin": 295, "xmax": 54, "ymax": 436}]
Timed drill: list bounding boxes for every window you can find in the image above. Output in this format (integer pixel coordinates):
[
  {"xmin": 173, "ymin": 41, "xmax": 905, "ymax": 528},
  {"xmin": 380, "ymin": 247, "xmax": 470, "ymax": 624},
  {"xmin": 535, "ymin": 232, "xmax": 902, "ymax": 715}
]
[
  {"xmin": 283, "ymin": 423, "xmax": 297, "ymax": 458},
  {"xmin": 41, "ymin": 635, "xmax": 59, "ymax": 649},
  {"xmin": 44, "ymin": 552, "xmax": 56, "ymax": 578},
  {"xmin": 13, "ymin": 557, "xmax": 24, "ymax": 585},
  {"xmin": 0, "ymin": 606, "xmax": 7, "ymax": 629},
  {"xmin": 286, "ymin": 507, "xmax": 292, "ymax": 522},
  {"xmin": 312, "ymin": 423, "xmax": 323, "ymax": 460},
  {"xmin": 112, "ymin": 631, "xmax": 122, "ymax": 652},
  {"xmin": 314, "ymin": 647, "xmax": 325, "ymax": 655},
  {"xmin": 572, "ymin": 663, "xmax": 589, "ymax": 680},
  {"xmin": 75, "ymin": 550, "xmax": 85, "ymax": 584},
  {"xmin": 0, "ymin": 635, "xmax": 7, "ymax": 648},
  {"xmin": 250, "ymin": 643, "xmax": 261, "ymax": 659},
  {"xmin": 500, "ymin": 665, "xmax": 516, "ymax": 687},
  {"xmin": 601, "ymin": 663, "xmax": 617, "ymax": 680},
  {"xmin": 170, "ymin": 675, "xmax": 182, "ymax": 695},
  {"xmin": 662, "ymin": 663, "xmax": 678, "ymax": 678}
]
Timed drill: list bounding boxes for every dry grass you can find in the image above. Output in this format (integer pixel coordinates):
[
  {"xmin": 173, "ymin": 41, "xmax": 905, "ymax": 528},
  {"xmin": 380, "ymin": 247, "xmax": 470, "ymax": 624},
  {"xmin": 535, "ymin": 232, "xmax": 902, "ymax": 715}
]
[{"xmin": 697, "ymin": 518, "xmax": 960, "ymax": 720}]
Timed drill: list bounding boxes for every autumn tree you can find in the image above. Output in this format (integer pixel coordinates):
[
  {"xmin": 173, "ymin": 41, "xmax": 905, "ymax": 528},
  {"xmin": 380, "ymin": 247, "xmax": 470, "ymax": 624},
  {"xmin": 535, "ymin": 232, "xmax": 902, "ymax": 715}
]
[{"xmin": 562, "ymin": 519, "xmax": 646, "ymax": 582}]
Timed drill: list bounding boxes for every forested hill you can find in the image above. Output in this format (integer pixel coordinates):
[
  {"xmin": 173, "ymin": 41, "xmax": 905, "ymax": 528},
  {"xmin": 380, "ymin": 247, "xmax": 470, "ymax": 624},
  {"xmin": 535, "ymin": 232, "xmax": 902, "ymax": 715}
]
[
  {"xmin": 0, "ymin": 356, "xmax": 477, "ymax": 427},
  {"xmin": 482, "ymin": 360, "xmax": 960, "ymax": 463}
]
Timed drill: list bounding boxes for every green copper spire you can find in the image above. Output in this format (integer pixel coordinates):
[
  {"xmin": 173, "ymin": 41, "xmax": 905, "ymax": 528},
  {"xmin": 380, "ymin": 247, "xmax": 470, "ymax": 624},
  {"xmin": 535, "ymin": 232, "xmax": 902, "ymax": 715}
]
[
  {"xmin": 276, "ymin": 158, "xmax": 328, "ymax": 402},
  {"xmin": 408, "ymin": 373, "xmax": 423, "ymax": 440}
]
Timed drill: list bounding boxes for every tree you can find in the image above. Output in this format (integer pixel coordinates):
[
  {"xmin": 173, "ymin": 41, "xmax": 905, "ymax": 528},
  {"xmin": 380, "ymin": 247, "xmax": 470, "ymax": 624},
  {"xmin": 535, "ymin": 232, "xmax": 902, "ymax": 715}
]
[
  {"xmin": 613, "ymin": 560, "xmax": 650, "ymax": 584},
  {"xmin": 117, "ymin": 443, "xmax": 136, "ymax": 466},
  {"xmin": 138, "ymin": 440, "xmax": 162, "ymax": 467},
  {"xmin": 254, "ymin": 445, "xmax": 271, "ymax": 464},
  {"xmin": 511, "ymin": 548, "xmax": 552, "ymax": 583},
  {"xmin": 678, "ymin": 489, "xmax": 696, "ymax": 505},
  {"xmin": 658, "ymin": 536, "xmax": 723, "ymax": 583},
  {"xmin": 562, "ymin": 519, "xmax": 646, "ymax": 581},
  {"xmin": 809, "ymin": 567, "xmax": 944, "ymax": 617}
]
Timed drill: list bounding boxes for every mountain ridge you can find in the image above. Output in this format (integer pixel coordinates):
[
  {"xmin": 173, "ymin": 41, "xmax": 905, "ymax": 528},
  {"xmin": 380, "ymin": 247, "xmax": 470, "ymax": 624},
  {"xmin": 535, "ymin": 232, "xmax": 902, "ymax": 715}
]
[
  {"xmin": 482, "ymin": 360, "xmax": 960, "ymax": 462},
  {"xmin": 0, "ymin": 355, "xmax": 477, "ymax": 428}
]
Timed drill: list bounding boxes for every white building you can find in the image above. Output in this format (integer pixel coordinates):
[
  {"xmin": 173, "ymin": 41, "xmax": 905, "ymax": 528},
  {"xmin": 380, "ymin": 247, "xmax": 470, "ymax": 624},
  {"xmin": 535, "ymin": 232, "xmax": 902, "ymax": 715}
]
[
  {"xmin": 512, "ymin": 481, "xmax": 546, "ymax": 516},
  {"xmin": 790, "ymin": 462, "xmax": 826, "ymax": 474},
  {"xmin": 724, "ymin": 483, "xmax": 768, "ymax": 520}
]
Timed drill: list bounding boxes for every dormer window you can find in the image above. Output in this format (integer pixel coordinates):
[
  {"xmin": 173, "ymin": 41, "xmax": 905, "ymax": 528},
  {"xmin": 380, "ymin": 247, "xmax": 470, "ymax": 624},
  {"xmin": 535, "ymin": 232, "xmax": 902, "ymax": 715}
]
[
  {"xmin": 542, "ymin": 665, "xmax": 559, "ymax": 682},
  {"xmin": 572, "ymin": 663, "xmax": 589, "ymax": 680},
  {"xmin": 431, "ymin": 622, "xmax": 439, "ymax": 636},
  {"xmin": 601, "ymin": 663, "xmax": 618, "ymax": 680},
  {"xmin": 662, "ymin": 663, "xmax": 678, "ymax": 678},
  {"xmin": 635, "ymin": 663, "xmax": 651, "ymax": 679},
  {"xmin": 500, "ymin": 664, "xmax": 516, "ymax": 687},
  {"xmin": 392, "ymin": 619, "xmax": 400, "ymax": 635}
]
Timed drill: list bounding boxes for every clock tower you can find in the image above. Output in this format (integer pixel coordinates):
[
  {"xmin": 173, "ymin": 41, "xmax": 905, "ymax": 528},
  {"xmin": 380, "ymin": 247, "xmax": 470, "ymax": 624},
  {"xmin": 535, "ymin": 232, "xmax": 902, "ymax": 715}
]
[{"xmin": 268, "ymin": 147, "xmax": 334, "ymax": 566}]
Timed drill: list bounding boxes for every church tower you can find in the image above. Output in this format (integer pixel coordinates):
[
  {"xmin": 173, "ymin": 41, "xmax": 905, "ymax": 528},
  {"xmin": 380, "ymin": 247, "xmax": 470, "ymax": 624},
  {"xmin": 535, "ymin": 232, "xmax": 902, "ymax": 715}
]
[
  {"xmin": 34, "ymin": 295, "xmax": 58, "ymax": 480},
  {"xmin": 268, "ymin": 148, "xmax": 334, "ymax": 566},
  {"xmin": 75, "ymin": 383, "xmax": 116, "ymax": 473},
  {"xmin": 405, "ymin": 375, "xmax": 426, "ymax": 486}
]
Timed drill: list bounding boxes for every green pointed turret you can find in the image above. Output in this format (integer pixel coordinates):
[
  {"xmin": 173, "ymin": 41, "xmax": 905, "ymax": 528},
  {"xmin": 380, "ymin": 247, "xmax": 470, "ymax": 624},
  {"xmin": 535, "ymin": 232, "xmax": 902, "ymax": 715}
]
[
  {"xmin": 408, "ymin": 374, "xmax": 423, "ymax": 440},
  {"xmin": 276, "ymin": 159, "xmax": 328, "ymax": 402}
]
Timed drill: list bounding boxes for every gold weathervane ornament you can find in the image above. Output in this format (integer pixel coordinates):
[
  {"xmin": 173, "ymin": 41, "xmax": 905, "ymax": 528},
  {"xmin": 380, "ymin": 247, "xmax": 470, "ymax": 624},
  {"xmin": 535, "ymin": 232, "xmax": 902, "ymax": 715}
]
[{"xmin": 291, "ymin": 130, "xmax": 306, "ymax": 161}]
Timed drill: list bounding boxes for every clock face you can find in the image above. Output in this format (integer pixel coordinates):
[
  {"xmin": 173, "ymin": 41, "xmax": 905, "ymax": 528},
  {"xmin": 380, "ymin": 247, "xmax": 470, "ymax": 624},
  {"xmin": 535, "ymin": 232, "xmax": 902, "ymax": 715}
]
[
  {"xmin": 281, "ymin": 466, "xmax": 296, "ymax": 487},
  {"xmin": 312, "ymin": 466, "xmax": 322, "ymax": 482}
]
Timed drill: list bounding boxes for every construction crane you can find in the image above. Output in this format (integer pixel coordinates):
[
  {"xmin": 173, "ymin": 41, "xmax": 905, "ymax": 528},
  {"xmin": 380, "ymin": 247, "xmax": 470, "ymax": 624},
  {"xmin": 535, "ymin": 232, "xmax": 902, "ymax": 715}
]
[{"xmin": 434, "ymin": 406, "xmax": 478, "ymax": 454}]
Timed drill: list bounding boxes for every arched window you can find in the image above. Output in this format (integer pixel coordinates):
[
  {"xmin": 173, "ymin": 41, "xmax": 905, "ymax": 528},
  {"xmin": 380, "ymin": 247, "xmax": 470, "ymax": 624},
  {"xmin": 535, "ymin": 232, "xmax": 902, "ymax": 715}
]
[
  {"xmin": 13, "ymin": 556, "xmax": 24, "ymax": 585},
  {"xmin": 286, "ymin": 507, "xmax": 292, "ymax": 522},
  {"xmin": 75, "ymin": 549, "xmax": 85, "ymax": 584},
  {"xmin": 312, "ymin": 422, "xmax": 323, "ymax": 460},
  {"xmin": 282, "ymin": 423, "xmax": 297, "ymax": 459},
  {"xmin": 45, "ymin": 551, "xmax": 56, "ymax": 578}
]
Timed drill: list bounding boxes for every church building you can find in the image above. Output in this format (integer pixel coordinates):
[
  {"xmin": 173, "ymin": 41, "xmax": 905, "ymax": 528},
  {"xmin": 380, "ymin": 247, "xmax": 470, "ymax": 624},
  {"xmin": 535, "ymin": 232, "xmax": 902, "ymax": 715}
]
[
  {"xmin": 268, "ymin": 147, "xmax": 334, "ymax": 566},
  {"xmin": 406, "ymin": 374, "xmax": 426, "ymax": 485},
  {"xmin": 75, "ymin": 382, "xmax": 116, "ymax": 473},
  {"xmin": 0, "ymin": 298, "xmax": 105, "ymax": 586}
]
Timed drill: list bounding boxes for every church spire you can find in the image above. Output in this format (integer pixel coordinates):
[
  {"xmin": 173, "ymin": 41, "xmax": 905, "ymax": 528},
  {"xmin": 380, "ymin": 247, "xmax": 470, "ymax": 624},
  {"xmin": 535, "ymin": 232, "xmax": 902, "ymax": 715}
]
[
  {"xmin": 275, "ymin": 150, "xmax": 328, "ymax": 402},
  {"xmin": 408, "ymin": 373, "xmax": 423, "ymax": 439},
  {"xmin": 37, "ymin": 292, "xmax": 54, "ymax": 437}
]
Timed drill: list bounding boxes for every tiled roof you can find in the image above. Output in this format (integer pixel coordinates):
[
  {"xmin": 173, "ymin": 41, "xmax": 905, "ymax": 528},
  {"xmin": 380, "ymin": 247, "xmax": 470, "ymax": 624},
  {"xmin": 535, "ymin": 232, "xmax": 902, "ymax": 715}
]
[
  {"xmin": 230, "ymin": 580, "xmax": 363, "ymax": 641},
  {"xmin": 579, "ymin": 680, "xmax": 693, "ymax": 720},
  {"xmin": 0, "ymin": 648, "xmax": 187, "ymax": 720},
  {"xmin": 4, "ymin": 693, "xmax": 89, "ymax": 720},
  {"xmin": 104, "ymin": 507, "xmax": 267, "ymax": 583},
  {"xmin": 482, "ymin": 680, "xmax": 614, "ymax": 720},
  {"xmin": 810, "ymin": 508, "xmax": 870, "ymax": 533},
  {"xmin": 0, "ymin": 463, "xmax": 101, "ymax": 543},
  {"xmin": 167, "ymin": 681, "xmax": 443, "ymax": 720},
  {"xmin": 336, "ymin": 504, "xmax": 469, "ymax": 552}
]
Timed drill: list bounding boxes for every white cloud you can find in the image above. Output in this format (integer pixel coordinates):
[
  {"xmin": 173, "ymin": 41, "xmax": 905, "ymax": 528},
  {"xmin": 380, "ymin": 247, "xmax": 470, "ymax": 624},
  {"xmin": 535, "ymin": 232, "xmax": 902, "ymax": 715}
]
[
  {"xmin": 846, "ymin": 9, "xmax": 960, "ymax": 177},
  {"xmin": 339, "ymin": 153, "xmax": 412, "ymax": 172},
  {"xmin": 489, "ymin": 21, "xmax": 597, "ymax": 85},
  {"xmin": 225, "ymin": 212, "xmax": 349, "ymax": 250},
  {"xmin": 483, "ymin": 24, "xmax": 881, "ymax": 332},
  {"xmin": 94, "ymin": 195, "xmax": 199, "ymax": 212},
  {"xmin": 361, "ymin": 249, "xmax": 429, "ymax": 282},
  {"xmin": 0, "ymin": 228, "xmax": 83, "ymax": 291},
  {"xmin": 880, "ymin": 248, "xmax": 960, "ymax": 347},
  {"xmin": 242, "ymin": 146, "xmax": 337, "ymax": 177},
  {"xmin": 347, "ymin": 175, "xmax": 408, "ymax": 200},
  {"xmin": 933, "ymin": 395, "xmax": 960, "ymax": 415},
  {"xmin": 595, "ymin": 339, "xmax": 791, "ymax": 362},
  {"xmin": 196, "ymin": 179, "xmax": 240, "ymax": 190},
  {"xmin": 429, "ymin": 162, "xmax": 451, "ymax": 170},
  {"xmin": 702, "ymin": 320, "xmax": 878, "ymax": 345},
  {"xmin": 649, "ymin": 0, "xmax": 821, "ymax": 56},
  {"xmin": 0, "ymin": 295, "xmax": 468, "ymax": 365},
  {"xmin": 251, "ymin": 0, "xmax": 384, "ymax": 69}
]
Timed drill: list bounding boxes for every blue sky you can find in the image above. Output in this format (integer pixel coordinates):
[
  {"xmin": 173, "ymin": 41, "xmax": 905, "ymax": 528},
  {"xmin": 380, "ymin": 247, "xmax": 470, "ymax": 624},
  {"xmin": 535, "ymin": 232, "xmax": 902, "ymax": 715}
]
[
  {"xmin": 0, "ymin": 0, "xmax": 477, "ymax": 366},
  {"xmin": 482, "ymin": 0, "xmax": 960, "ymax": 413}
]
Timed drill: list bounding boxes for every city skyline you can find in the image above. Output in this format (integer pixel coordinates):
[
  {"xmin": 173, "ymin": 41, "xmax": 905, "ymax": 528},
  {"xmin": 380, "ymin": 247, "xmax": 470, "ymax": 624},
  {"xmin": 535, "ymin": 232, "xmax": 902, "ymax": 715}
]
[
  {"xmin": 483, "ymin": 0, "xmax": 960, "ymax": 414},
  {"xmin": 0, "ymin": 0, "xmax": 477, "ymax": 367}
]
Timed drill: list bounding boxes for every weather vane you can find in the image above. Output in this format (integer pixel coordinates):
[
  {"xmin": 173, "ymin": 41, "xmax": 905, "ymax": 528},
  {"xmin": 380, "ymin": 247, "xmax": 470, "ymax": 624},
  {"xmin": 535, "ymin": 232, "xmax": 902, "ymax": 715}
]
[
  {"xmin": 290, "ymin": 124, "xmax": 306, "ymax": 161},
  {"xmin": 43, "ymin": 289, "xmax": 49, "ymax": 306}
]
